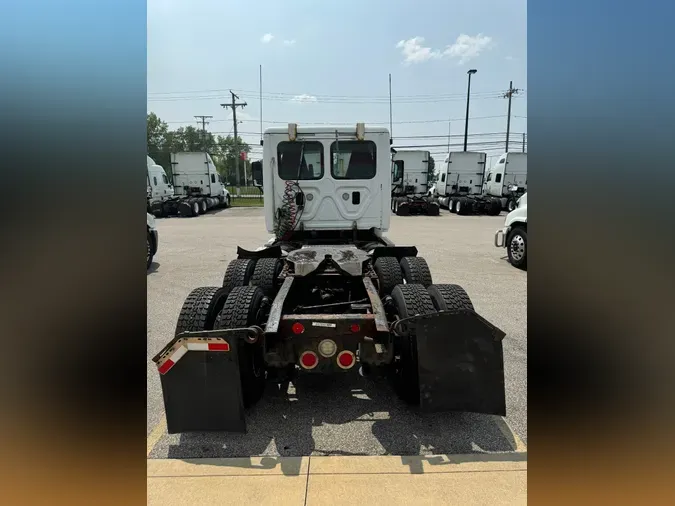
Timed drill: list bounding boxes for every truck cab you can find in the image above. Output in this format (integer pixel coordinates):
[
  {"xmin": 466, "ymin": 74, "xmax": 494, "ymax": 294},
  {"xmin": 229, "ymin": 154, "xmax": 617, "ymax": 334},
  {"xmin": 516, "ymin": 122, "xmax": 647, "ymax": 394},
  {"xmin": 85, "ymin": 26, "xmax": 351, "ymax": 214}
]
[
  {"xmin": 494, "ymin": 192, "xmax": 527, "ymax": 269},
  {"xmin": 484, "ymin": 152, "xmax": 527, "ymax": 211},
  {"xmin": 391, "ymin": 149, "xmax": 429, "ymax": 197},
  {"xmin": 147, "ymin": 156, "xmax": 174, "ymax": 203},
  {"xmin": 257, "ymin": 123, "xmax": 391, "ymax": 233}
]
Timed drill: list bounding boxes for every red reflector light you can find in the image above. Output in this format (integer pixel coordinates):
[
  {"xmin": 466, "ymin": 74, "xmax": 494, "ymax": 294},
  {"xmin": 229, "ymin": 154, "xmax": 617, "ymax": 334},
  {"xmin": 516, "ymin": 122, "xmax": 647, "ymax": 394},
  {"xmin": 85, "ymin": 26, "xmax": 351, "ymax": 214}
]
[
  {"xmin": 208, "ymin": 342, "xmax": 230, "ymax": 351},
  {"xmin": 158, "ymin": 359, "xmax": 175, "ymax": 375},
  {"xmin": 350, "ymin": 324, "xmax": 360, "ymax": 333},
  {"xmin": 300, "ymin": 351, "xmax": 318, "ymax": 369},
  {"xmin": 292, "ymin": 322, "xmax": 305, "ymax": 335},
  {"xmin": 337, "ymin": 351, "xmax": 355, "ymax": 369}
]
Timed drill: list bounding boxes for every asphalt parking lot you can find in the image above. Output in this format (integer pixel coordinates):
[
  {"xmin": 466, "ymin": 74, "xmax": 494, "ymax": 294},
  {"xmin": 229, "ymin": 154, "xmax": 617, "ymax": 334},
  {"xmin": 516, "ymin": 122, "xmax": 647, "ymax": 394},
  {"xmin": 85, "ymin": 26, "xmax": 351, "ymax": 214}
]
[{"xmin": 147, "ymin": 207, "xmax": 527, "ymax": 459}]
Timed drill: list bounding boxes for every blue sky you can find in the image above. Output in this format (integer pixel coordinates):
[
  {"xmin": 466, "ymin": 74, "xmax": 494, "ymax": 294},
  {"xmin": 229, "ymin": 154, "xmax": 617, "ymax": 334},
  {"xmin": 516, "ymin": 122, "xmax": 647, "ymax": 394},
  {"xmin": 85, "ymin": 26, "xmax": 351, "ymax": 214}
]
[{"xmin": 148, "ymin": 0, "xmax": 526, "ymax": 163}]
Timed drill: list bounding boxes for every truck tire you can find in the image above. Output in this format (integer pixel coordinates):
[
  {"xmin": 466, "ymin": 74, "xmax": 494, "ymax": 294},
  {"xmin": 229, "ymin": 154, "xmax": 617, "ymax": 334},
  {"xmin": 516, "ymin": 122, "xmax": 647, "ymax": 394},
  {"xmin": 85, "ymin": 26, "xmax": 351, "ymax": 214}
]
[
  {"xmin": 190, "ymin": 199, "xmax": 200, "ymax": 217},
  {"xmin": 373, "ymin": 256, "xmax": 403, "ymax": 295},
  {"xmin": 507, "ymin": 197, "xmax": 517, "ymax": 212},
  {"xmin": 147, "ymin": 232, "xmax": 154, "ymax": 270},
  {"xmin": 427, "ymin": 284, "xmax": 475, "ymax": 312},
  {"xmin": 223, "ymin": 194, "xmax": 231, "ymax": 209},
  {"xmin": 489, "ymin": 198, "xmax": 502, "ymax": 216},
  {"xmin": 506, "ymin": 226, "xmax": 527, "ymax": 269},
  {"xmin": 426, "ymin": 201, "xmax": 440, "ymax": 216},
  {"xmin": 214, "ymin": 286, "xmax": 267, "ymax": 408},
  {"xmin": 449, "ymin": 198, "xmax": 457, "ymax": 213},
  {"xmin": 250, "ymin": 258, "xmax": 283, "ymax": 296},
  {"xmin": 199, "ymin": 198, "xmax": 207, "ymax": 214},
  {"xmin": 400, "ymin": 256, "xmax": 433, "ymax": 287},
  {"xmin": 456, "ymin": 197, "xmax": 468, "ymax": 215},
  {"xmin": 178, "ymin": 201, "xmax": 192, "ymax": 217},
  {"xmin": 396, "ymin": 201, "xmax": 410, "ymax": 216},
  {"xmin": 390, "ymin": 284, "xmax": 437, "ymax": 405},
  {"xmin": 222, "ymin": 258, "xmax": 257, "ymax": 295},
  {"xmin": 174, "ymin": 286, "xmax": 231, "ymax": 336}
]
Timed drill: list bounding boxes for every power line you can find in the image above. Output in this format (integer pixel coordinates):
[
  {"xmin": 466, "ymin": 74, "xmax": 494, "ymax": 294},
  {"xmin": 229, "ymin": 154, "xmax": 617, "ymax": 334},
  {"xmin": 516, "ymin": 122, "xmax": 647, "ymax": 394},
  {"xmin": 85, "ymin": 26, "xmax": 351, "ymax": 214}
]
[
  {"xmin": 221, "ymin": 91, "xmax": 247, "ymax": 192},
  {"xmin": 161, "ymin": 114, "xmax": 527, "ymax": 125}
]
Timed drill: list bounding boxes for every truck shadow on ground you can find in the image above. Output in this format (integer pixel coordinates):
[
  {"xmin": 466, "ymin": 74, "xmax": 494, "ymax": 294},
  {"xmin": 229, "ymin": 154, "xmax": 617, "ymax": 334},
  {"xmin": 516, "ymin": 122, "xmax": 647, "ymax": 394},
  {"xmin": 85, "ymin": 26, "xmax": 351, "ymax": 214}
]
[
  {"xmin": 166, "ymin": 373, "xmax": 522, "ymax": 474},
  {"xmin": 147, "ymin": 262, "xmax": 160, "ymax": 274}
]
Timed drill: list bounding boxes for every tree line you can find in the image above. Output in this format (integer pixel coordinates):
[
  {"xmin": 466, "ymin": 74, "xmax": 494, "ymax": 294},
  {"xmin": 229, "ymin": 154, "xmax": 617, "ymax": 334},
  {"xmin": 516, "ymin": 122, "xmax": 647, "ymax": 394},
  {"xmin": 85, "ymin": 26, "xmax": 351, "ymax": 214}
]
[{"xmin": 147, "ymin": 112, "xmax": 253, "ymax": 186}]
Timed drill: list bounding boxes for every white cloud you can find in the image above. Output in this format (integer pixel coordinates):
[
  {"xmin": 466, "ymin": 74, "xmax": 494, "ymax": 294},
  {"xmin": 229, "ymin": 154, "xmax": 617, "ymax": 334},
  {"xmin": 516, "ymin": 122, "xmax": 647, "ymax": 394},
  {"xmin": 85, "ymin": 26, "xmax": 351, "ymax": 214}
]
[
  {"xmin": 260, "ymin": 33, "xmax": 274, "ymax": 43},
  {"xmin": 283, "ymin": 39, "xmax": 296, "ymax": 46},
  {"xmin": 396, "ymin": 37, "xmax": 441, "ymax": 64},
  {"xmin": 291, "ymin": 94, "xmax": 318, "ymax": 103},
  {"xmin": 443, "ymin": 34, "xmax": 493, "ymax": 64}
]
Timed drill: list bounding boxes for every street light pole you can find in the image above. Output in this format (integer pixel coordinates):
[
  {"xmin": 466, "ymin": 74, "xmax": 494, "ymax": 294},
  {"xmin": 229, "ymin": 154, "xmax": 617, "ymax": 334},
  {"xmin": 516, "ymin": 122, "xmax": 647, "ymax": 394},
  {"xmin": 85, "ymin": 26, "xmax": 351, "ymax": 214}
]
[{"xmin": 463, "ymin": 69, "xmax": 477, "ymax": 152}]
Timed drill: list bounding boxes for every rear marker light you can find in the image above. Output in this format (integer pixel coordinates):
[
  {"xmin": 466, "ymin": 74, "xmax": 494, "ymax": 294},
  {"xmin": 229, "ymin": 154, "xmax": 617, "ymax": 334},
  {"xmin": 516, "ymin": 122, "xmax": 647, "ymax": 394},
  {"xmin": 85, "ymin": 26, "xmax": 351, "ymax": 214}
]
[
  {"xmin": 300, "ymin": 351, "xmax": 318, "ymax": 369},
  {"xmin": 318, "ymin": 339, "xmax": 337, "ymax": 358},
  {"xmin": 158, "ymin": 359, "xmax": 175, "ymax": 375},
  {"xmin": 208, "ymin": 342, "xmax": 230, "ymax": 351},
  {"xmin": 350, "ymin": 324, "xmax": 361, "ymax": 333},
  {"xmin": 337, "ymin": 350, "xmax": 356, "ymax": 369},
  {"xmin": 292, "ymin": 322, "xmax": 305, "ymax": 335}
]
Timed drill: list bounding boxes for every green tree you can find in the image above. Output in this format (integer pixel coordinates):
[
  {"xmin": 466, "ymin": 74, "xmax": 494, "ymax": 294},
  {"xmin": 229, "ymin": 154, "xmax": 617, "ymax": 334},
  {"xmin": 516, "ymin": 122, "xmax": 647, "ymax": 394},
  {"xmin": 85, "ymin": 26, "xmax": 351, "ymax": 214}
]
[
  {"xmin": 427, "ymin": 155, "xmax": 437, "ymax": 185},
  {"xmin": 147, "ymin": 112, "xmax": 169, "ymax": 170},
  {"xmin": 212, "ymin": 135, "xmax": 251, "ymax": 185}
]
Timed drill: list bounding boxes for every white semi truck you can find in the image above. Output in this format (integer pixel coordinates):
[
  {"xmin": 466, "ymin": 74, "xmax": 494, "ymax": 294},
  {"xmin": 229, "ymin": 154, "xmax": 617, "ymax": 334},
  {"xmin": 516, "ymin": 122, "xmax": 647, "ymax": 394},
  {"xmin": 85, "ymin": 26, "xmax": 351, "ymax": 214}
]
[
  {"xmin": 146, "ymin": 153, "xmax": 231, "ymax": 217},
  {"xmin": 152, "ymin": 122, "xmax": 507, "ymax": 434},
  {"xmin": 390, "ymin": 149, "xmax": 439, "ymax": 216},
  {"xmin": 431, "ymin": 151, "xmax": 527, "ymax": 216},
  {"xmin": 494, "ymin": 192, "xmax": 527, "ymax": 269}
]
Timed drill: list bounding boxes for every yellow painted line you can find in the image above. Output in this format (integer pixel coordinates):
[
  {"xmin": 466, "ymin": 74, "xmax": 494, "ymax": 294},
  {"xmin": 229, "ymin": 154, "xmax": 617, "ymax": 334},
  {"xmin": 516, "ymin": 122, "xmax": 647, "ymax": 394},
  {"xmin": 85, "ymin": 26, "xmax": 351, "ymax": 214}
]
[
  {"xmin": 495, "ymin": 417, "xmax": 527, "ymax": 452},
  {"xmin": 147, "ymin": 419, "xmax": 167, "ymax": 457}
]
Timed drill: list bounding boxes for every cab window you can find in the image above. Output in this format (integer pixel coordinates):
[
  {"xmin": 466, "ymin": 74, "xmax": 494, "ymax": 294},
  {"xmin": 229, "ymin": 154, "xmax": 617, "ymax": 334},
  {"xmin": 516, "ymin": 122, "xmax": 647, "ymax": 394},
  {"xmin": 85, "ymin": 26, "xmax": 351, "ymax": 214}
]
[
  {"xmin": 498, "ymin": 158, "xmax": 505, "ymax": 164},
  {"xmin": 277, "ymin": 141, "xmax": 324, "ymax": 180},
  {"xmin": 331, "ymin": 141, "xmax": 376, "ymax": 180},
  {"xmin": 392, "ymin": 160, "xmax": 403, "ymax": 181},
  {"xmin": 495, "ymin": 173, "xmax": 502, "ymax": 183}
]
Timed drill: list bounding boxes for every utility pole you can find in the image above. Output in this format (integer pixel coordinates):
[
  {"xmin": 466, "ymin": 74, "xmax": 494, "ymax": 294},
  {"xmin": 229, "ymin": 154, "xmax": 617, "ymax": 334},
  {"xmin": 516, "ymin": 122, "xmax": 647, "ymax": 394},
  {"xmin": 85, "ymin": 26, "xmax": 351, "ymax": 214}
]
[
  {"xmin": 503, "ymin": 81, "xmax": 520, "ymax": 152},
  {"xmin": 194, "ymin": 115, "xmax": 213, "ymax": 152},
  {"xmin": 388, "ymin": 74, "xmax": 393, "ymax": 143},
  {"xmin": 522, "ymin": 132, "xmax": 526, "ymax": 153},
  {"xmin": 221, "ymin": 91, "xmax": 247, "ymax": 195},
  {"xmin": 463, "ymin": 69, "xmax": 477, "ymax": 152}
]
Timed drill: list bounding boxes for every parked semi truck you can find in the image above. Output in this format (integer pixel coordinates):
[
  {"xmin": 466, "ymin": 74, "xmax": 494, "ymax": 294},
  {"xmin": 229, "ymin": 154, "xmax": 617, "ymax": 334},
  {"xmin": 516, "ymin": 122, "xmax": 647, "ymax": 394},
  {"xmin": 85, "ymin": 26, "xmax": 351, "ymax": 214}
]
[
  {"xmin": 494, "ymin": 192, "xmax": 527, "ymax": 269},
  {"xmin": 390, "ymin": 149, "xmax": 439, "ymax": 216},
  {"xmin": 146, "ymin": 153, "xmax": 231, "ymax": 217},
  {"xmin": 431, "ymin": 151, "xmax": 527, "ymax": 216},
  {"xmin": 152, "ymin": 122, "xmax": 506, "ymax": 433}
]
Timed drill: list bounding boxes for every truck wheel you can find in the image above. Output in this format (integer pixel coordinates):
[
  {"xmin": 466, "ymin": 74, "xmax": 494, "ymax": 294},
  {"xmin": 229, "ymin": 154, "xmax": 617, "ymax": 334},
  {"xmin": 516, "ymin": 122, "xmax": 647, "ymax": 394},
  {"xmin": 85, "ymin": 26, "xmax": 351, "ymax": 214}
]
[
  {"xmin": 223, "ymin": 194, "xmax": 231, "ymax": 209},
  {"xmin": 191, "ymin": 200, "xmax": 200, "ymax": 216},
  {"xmin": 250, "ymin": 258, "xmax": 283, "ymax": 296},
  {"xmin": 506, "ymin": 226, "xmax": 527, "ymax": 269},
  {"xmin": 489, "ymin": 199, "xmax": 502, "ymax": 216},
  {"xmin": 390, "ymin": 284, "xmax": 437, "ymax": 405},
  {"xmin": 222, "ymin": 258, "xmax": 257, "ymax": 295},
  {"xmin": 174, "ymin": 286, "xmax": 231, "ymax": 336},
  {"xmin": 426, "ymin": 201, "xmax": 440, "ymax": 216},
  {"xmin": 373, "ymin": 257, "xmax": 403, "ymax": 295},
  {"xmin": 147, "ymin": 232, "xmax": 154, "ymax": 270},
  {"xmin": 396, "ymin": 201, "xmax": 410, "ymax": 216},
  {"xmin": 215, "ymin": 286, "xmax": 267, "ymax": 408},
  {"xmin": 507, "ymin": 198, "xmax": 517, "ymax": 212},
  {"xmin": 178, "ymin": 201, "xmax": 192, "ymax": 217},
  {"xmin": 199, "ymin": 198, "xmax": 207, "ymax": 214},
  {"xmin": 449, "ymin": 198, "xmax": 457, "ymax": 213},
  {"xmin": 456, "ymin": 198, "xmax": 466, "ymax": 215},
  {"xmin": 400, "ymin": 256, "xmax": 433, "ymax": 287},
  {"xmin": 427, "ymin": 284, "xmax": 474, "ymax": 312}
]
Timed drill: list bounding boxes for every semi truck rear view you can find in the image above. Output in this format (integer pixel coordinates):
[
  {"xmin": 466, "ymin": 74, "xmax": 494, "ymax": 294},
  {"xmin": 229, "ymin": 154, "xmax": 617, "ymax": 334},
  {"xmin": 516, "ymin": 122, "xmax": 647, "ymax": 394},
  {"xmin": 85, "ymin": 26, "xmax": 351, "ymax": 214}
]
[{"xmin": 152, "ymin": 122, "xmax": 506, "ymax": 434}]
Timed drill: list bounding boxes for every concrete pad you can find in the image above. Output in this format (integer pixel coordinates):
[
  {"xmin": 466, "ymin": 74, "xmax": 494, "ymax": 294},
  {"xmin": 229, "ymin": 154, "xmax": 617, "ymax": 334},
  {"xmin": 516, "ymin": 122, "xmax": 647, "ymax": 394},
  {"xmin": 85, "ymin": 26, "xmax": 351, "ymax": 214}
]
[
  {"xmin": 148, "ymin": 458, "xmax": 309, "ymax": 506},
  {"xmin": 305, "ymin": 469, "xmax": 527, "ymax": 506},
  {"xmin": 148, "ymin": 475, "xmax": 308, "ymax": 506},
  {"xmin": 309, "ymin": 453, "xmax": 527, "ymax": 475}
]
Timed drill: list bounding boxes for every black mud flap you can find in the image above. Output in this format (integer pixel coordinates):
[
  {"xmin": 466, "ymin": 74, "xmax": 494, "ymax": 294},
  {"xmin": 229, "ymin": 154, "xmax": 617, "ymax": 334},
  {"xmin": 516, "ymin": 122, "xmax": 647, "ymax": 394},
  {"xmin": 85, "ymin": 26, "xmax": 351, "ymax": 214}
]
[
  {"xmin": 414, "ymin": 311, "xmax": 507, "ymax": 416},
  {"xmin": 153, "ymin": 329, "xmax": 251, "ymax": 433}
]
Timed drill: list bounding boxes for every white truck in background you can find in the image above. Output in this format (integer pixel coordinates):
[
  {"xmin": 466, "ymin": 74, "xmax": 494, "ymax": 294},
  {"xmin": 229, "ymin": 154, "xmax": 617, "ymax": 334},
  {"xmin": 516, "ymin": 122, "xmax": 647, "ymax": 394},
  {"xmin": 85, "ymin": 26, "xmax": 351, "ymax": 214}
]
[
  {"xmin": 390, "ymin": 149, "xmax": 439, "ymax": 216},
  {"xmin": 146, "ymin": 153, "xmax": 231, "ymax": 218},
  {"xmin": 431, "ymin": 151, "xmax": 527, "ymax": 216},
  {"xmin": 494, "ymin": 192, "xmax": 527, "ymax": 269}
]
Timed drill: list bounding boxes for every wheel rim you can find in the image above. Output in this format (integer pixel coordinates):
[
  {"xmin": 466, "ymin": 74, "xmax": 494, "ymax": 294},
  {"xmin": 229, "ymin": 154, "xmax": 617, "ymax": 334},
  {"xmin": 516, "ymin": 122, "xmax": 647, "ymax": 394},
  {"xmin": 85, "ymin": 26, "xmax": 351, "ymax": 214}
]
[
  {"xmin": 508, "ymin": 200, "xmax": 515, "ymax": 211},
  {"xmin": 510, "ymin": 234, "xmax": 525, "ymax": 261},
  {"xmin": 193, "ymin": 202, "xmax": 199, "ymax": 213},
  {"xmin": 457, "ymin": 201, "xmax": 461, "ymax": 212}
]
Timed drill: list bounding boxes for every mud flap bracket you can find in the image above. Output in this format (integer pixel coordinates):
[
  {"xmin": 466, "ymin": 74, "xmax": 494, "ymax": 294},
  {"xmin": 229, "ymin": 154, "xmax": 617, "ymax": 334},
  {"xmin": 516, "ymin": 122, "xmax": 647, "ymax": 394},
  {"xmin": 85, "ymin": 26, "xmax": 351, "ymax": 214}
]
[{"xmin": 414, "ymin": 310, "xmax": 507, "ymax": 416}]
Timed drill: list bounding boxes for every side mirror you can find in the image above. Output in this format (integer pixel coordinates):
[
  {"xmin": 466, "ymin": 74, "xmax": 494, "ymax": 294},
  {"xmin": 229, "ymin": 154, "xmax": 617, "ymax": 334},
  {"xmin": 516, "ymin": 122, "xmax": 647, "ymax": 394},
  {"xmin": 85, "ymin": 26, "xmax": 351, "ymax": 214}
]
[{"xmin": 251, "ymin": 161, "xmax": 263, "ymax": 189}]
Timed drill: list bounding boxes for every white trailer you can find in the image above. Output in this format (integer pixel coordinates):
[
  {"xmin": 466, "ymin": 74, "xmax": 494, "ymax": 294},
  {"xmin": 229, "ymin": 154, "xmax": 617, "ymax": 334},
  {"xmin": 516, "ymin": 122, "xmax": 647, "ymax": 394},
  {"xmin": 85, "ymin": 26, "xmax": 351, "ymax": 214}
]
[{"xmin": 147, "ymin": 153, "xmax": 231, "ymax": 218}]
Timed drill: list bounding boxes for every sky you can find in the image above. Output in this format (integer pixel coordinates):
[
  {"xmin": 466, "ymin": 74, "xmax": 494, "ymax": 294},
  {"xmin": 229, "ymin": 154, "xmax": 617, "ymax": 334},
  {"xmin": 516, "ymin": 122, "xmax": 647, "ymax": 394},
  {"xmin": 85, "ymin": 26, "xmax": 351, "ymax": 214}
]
[{"xmin": 148, "ymin": 0, "xmax": 526, "ymax": 165}]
